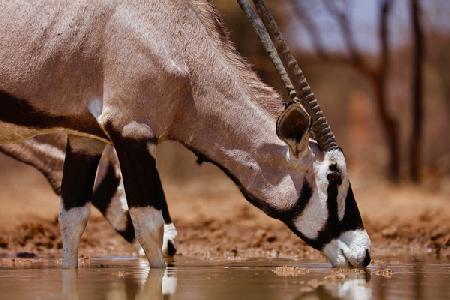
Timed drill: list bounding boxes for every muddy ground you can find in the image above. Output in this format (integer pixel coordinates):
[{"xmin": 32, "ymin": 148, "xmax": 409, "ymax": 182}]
[{"xmin": 0, "ymin": 151, "xmax": 449, "ymax": 263}]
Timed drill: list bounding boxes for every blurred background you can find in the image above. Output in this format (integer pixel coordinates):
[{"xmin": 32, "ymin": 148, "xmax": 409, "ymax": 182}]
[
  {"xmin": 214, "ymin": 0, "xmax": 450, "ymax": 185},
  {"xmin": 0, "ymin": 0, "xmax": 448, "ymax": 258},
  {"xmin": 160, "ymin": 0, "xmax": 449, "ymax": 189}
]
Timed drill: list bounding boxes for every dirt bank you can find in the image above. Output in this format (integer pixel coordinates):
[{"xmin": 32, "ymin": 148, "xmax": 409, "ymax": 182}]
[{"xmin": 0, "ymin": 180, "xmax": 448, "ymax": 262}]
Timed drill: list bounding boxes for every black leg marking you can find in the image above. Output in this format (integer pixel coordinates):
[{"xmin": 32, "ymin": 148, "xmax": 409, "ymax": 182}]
[
  {"xmin": 91, "ymin": 161, "xmax": 136, "ymax": 243},
  {"xmin": 59, "ymin": 136, "xmax": 104, "ymax": 268},
  {"xmin": 105, "ymin": 128, "xmax": 166, "ymax": 210},
  {"xmin": 91, "ymin": 161, "xmax": 121, "ymax": 214},
  {"xmin": 104, "ymin": 122, "xmax": 166, "ymax": 267},
  {"xmin": 167, "ymin": 241, "xmax": 177, "ymax": 256},
  {"xmin": 161, "ymin": 200, "xmax": 172, "ymax": 225},
  {"xmin": 61, "ymin": 139, "xmax": 103, "ymax": 210},
  {"xmin": 90, "ymin": 146, "xmax": 172, "ymax": 243},
  {"xmin": 117, "ymin": 214, "xmax": 137, "ymax": 243}
]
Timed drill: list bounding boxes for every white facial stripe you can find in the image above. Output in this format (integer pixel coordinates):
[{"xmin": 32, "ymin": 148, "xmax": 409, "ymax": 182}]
[
  {"xmin": 293, "ymin": 190, "xmax": 327, "ymax": 240},
  {"xmin": 337, "ymin": 180, "xmax": 349, "ymax": 221},
  {"xmin": 323, "ymin": 149, "xmax": 348, "ymax": 221},
  {"xmin": 292, "ymin": 148, "xmax": 333, "ymax": 240},
  {"xmin": 331, "ymin": 149, "xmax": 349, "ymax": 222}
]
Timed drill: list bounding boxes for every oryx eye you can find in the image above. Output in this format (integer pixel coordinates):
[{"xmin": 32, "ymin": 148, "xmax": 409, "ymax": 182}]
[{"xmin": 327, "ymin": 164, "xmax": 342, "ymax": 185}]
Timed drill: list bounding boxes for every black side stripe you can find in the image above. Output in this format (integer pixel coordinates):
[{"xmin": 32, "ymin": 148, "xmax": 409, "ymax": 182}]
[
  {"xmin": 181, "ymin": 143, "xmax": 365, "ymax": 251},
  {"xmin": 0, "ymin": 90, "xmax": 107, "ymax": 139},
  {"xmin": 184, "ymin": 144, "xmax": 312, "ymax": 218}
]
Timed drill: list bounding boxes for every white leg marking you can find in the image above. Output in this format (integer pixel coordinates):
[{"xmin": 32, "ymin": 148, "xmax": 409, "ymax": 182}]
[
  {"xmin": 129, "ymin": 207, "xmax": 165, "ymax": 268},
  {"xmin": 162, "ymin": 269, "xmax": 177, "ymax": 296},
  {"xmin": 105, "ymin": 182, "xmax": 129, "ymax": 232},
  {"xmin": 162, "ymin": 223, "xmax": 178, "ymax": 256},
  {"xmin": 59, "ymin": 202, "xmax": 91, "ymax": 268}
]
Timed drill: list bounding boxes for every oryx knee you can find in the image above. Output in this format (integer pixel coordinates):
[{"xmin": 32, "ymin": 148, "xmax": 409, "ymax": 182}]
[{"xmin": 99, "ymin": 115, "xmax": 156, "ymax": 143}]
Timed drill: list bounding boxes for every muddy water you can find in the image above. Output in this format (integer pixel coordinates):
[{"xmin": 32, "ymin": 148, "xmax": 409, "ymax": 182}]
[{"xmin": 0, "ymin": 256, "xmax": 448, "ymax": 300}]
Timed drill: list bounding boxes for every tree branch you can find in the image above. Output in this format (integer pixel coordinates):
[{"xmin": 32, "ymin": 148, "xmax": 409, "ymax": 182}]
[
  {"xmin": 288, "ymin": 0, "xmax": 329, "ymax": 59},
  {"xmin": 321, "ymin": 0, "xmax": 376, "ymax": 75}
]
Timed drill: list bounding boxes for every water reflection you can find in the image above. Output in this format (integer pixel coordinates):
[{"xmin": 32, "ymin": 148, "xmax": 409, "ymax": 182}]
[
  {"xmin": 60, "ymin": 263, "xmax": 375, "ymax": 300},
  {"xmin": 62, "ymin": 266, "xmax": 177, "ymax": 300},
  {"xmin": 321, "ymin": 277, "xmax": 372, "ymax": 300},
  {"xmin": 0, "ymin": 257, "xmax": 448, "ymax": 299},
  {"xmin": 291, "ymin": 270, "xmax": 372, "ymax": 300}
]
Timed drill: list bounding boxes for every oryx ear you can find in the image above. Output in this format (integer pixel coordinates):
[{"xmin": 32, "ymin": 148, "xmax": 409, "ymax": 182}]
[{"xmin": 276, "ymin": 103, "xmax": 311, "ymax": 158}]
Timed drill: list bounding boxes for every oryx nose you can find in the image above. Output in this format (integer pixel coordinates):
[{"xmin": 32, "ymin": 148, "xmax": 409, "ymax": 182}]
[{"xmin": 362, "ymin": 249, "xmax": 371, "ymax": 267}]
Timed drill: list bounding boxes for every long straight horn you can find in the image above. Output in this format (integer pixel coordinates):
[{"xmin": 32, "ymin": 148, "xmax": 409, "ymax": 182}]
[
  {"xmin": 237, "ymin": 0, "xmax": 299, "ymax": 106},
  {"xmin": 252, "ymin": 0, "xmax": 338, "ymax": 151}
]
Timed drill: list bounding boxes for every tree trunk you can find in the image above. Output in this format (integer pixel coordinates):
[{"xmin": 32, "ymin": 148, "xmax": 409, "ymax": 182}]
[
  {"xmin": 374, "ymin": 78, "xmax": 401, "ymax": 182},
  {"xmin": 409, "ymin": 0, "xmax": 424, "ymax": 182},
  {"xmin": 376, "ymin": 0, "xmax": 400, "ymax": 182}
]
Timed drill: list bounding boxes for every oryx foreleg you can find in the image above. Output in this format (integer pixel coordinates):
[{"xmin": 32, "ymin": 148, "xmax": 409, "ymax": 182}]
[
  {"xmin": 91, "ymin": 146, "xmax": 177, "ymax": 256},
  {"xmin": 59, "ymin": 135, "xmax": 104, "ymax": 268},
  {"xmin": 103, "ymin": 121, "xmax": 167, "ymax": 268}
]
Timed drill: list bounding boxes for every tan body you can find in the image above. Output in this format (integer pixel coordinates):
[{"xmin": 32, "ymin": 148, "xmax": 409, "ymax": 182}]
[
  {"xmin": 0, "ymin": 0, "xmax": 370, "ymax": 268},
  {"xmin": 0, "ymin": 0, "xmax": 298, "ymax": 210}
]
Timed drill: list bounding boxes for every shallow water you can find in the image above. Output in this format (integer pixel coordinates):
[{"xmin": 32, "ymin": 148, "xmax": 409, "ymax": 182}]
[{"xmin": 0, "ymin": 256, "xmax": 448, "ymax": 300}]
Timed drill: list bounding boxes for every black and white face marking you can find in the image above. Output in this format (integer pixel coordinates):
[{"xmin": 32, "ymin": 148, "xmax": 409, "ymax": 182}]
[
  {"xmin": 288, "ymin": 149, "xmax": 371, "ymax": 268},
  {"xmin": 186, "ymin": 142, "xmax": 370, "ymax": 268},
  {"xmin": 269, "ymin": 102, "xmax": 371, "ymax": 267}
]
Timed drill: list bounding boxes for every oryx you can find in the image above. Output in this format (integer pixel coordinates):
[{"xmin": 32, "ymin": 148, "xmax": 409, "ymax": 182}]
[
  {"xmin": 0, "ymin": 0, "xmax": 370, "ymax": 268},
  {"xmin": 0, "ymin": 135, "xmax": 178, "ymax": 256}
]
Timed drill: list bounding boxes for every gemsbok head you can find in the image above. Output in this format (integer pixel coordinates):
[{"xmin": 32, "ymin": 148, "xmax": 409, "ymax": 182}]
[
  {"xmin": 236, "ymin": 0, "xmax": 371, "ymax": 267},
  {"xmin": 0, "ymin": 0, "xmax": 369, "ymax": 268}
]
